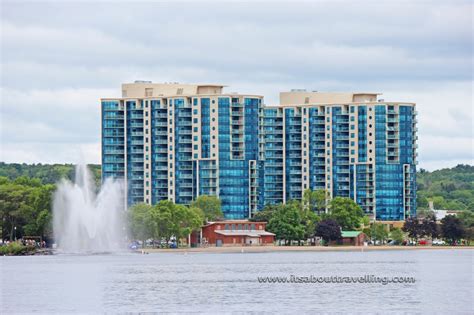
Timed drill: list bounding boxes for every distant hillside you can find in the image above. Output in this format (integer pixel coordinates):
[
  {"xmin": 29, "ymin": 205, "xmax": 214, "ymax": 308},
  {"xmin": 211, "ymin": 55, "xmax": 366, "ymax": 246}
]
[
  {"xmin": 417, "ymin": 164, "xmax": 474, "ymax": 211},
  {"xmin": 0, "ymin": 162, "xmax": 101, "ymax": 186},
  {"xmin": 0, "ymin": 162, "xmax": 472, "ymax": 211}
]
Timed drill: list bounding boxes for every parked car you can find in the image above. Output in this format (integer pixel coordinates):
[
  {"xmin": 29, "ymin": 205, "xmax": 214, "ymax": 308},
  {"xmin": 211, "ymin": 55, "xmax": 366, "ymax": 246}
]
[
  {"xmin": 388, "ymin": 240, "xmax": 402, "ymax": 246},
  {"xmin": 418, "ymin": 240, "xmax": 427, "ymax": 245},
  {"xmin": 432, "ymin": 239, "xmax": 446, "ymax": 246},
  {"xmin": 128, "ymin": 241, "xmax": 139, "ymax": 250}
]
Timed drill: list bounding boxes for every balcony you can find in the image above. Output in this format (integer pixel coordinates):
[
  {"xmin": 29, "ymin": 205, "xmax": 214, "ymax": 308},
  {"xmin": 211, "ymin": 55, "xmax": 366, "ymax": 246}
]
[
  {"xmin": 104, "ymin": 150, "xmax": 124, "ymax": 155},
  {"xmin": 387, "ymin": 109, "xmax": 398, "ymax": 115}
]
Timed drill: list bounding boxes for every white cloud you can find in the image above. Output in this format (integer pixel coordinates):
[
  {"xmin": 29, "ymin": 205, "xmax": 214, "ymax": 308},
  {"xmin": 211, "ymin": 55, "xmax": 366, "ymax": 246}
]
[{"xmin": 0, "ymin": 0, "xmax": 472, "ymax": 170}]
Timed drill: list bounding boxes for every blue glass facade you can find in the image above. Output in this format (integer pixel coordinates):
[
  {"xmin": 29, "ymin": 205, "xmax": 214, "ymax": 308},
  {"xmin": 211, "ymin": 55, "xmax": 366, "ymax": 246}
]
[
  {"xmin": 126, "ymin": 100, "xmax": 144, "ymax": 205},
  {"xmin": 258, "ymin": 108, "xmax": 284, "ymax": 208},
  {"xmin": 150, "ymin": 100, "xmax": 168, "ymax": 204},
  {"xmin": 218, "ymin": 97, "xmax": 261, "ymax": 218},
  {"xmin": 101, "ymin": 100, "xmax": 125, "ymax": 180},
  {"xmin": 102, "ymin": 85, "xmax": 416, "ymax": 221},
  {"xmin": 308, "ymin": 107, "xmax": 326, "ymax": 193},
  {"xmin": 102, "ymin": 89, "xmax": 262, "ymax": 219},
  {"xmin": 258, "ymin": 102, "xmax": 417, "ymax": 221}
]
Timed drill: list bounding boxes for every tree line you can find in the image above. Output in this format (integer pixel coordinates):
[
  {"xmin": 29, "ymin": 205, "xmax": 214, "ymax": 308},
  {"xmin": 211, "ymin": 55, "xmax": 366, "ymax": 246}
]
[
  {"xmin": 417, "ymin": 164, "xmax": 474, "ymax": 211},
  {"xmin": 254, "ymin": 189, "xmax": 474, "ymax": 246},
  {"xmin": 1, "ymin": 162, "xmax": 473, "ymax": 246},
  {"xmin": 0, "ymin": 176, "xmax": 54, "ymax": 241},
  {"xmin": 251, "ymin": 191, "xmax": 366, "ymax": 245},
  {"xmin": 402, "ymin": 212, "xmax": 473, "ymax": 245},
  {"xmin": 128, "ymin": 195, "xmax": 223, "ymax": 247}
]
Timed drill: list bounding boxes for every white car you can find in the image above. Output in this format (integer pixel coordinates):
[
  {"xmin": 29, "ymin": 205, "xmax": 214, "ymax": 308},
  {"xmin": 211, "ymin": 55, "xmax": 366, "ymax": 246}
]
[{"xmin": 432, "ymin": 239, "xmax": 446, "ymax": 246}]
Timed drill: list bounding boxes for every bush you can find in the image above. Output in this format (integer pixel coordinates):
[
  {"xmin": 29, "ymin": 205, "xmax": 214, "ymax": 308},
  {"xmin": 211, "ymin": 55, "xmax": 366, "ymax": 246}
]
[{"xmin": 0, "ymin": 242, "xmax": 35, "ymax": 255}]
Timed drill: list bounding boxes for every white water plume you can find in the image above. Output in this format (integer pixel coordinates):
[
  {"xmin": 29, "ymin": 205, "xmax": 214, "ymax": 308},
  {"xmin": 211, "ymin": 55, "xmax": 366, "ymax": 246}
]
[{"xmin": 53, "ymin": 164, "xmax": 125, "ymax": 252}]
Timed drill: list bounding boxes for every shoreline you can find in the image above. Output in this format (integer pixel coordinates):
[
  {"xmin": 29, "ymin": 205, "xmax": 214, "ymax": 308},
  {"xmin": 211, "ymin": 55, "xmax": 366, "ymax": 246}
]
[{"xmin": 140, "ymin": 245, "xmax": 474, "ymax": 254}]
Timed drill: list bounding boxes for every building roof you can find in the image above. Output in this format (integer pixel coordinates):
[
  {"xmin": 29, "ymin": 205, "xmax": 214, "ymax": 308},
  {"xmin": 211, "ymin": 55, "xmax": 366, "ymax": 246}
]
[
  {"xmin": 341, "ymin": 231, "xmax": 363, "ymax": 238},
  {"xmin": 205, "ymin": 220, "xmax": 267, "ymax": 226},
  {"xmin": 214, "ymin": 230, "xmax": 275, "ymax": 237}
]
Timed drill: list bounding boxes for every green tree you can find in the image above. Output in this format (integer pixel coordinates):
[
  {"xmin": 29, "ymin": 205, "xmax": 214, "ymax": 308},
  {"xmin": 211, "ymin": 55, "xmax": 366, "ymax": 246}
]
[
  {"xmin": 421, "ymin": 214, "xmax": 439, "ymax": 241},
  {"xmin": 360, "ymin": 216, "xmax": 371, "ymax": 229},
  {"xmin": 362, "ymin": 227, "xmax": 372, "ymax": 239},
  {"xmin": 371, "ymin": 223, "xmax": 389, "ymax": 245},
  {"xmin": 149, "ymin": 201, "xmax": 204, "ymax": 247},
  {"xmin": 293, "ymin": 199, "xmax": 320, "ymax": 241},
  {"xmin": 301, "ymin": 206, "xmax": 320, "ymax": 241},
  {"xmin": 302, "ymin": 189, "xmax": 327, "ymax": 214},
  {"xmin": 190, "ymin": 195, "xmax": 223, "ymax": 222},
  {"xmin": 267, "ymin": 203, "xmax": 305, "ymax": 245},
  {"xmin": 327, "ymin": 197, "xmax": 364, "ymax": 230},
  {"xmin": 402, "ymin": 217, "xmax": 422, "ymax": 244},
  {"xmin": 315, "ymin": 219, "xmax": 341, "ymax": 245},
  {"xmin": 390, "ymin": 227, "xmax": 405, "ymax": 244},
  {"xmin": 440, "ymin": 215, "xmax": 465, "ymax": 245},
  {"xmin": 416, "ymin": 164, "xmax": 474, "ymax": 211},
  {"xmin": 173, "ymin": 205, "xmax": 203, "ymax": 243},
  {"xmin": 0, "ymin": 178, "xmax": 55, "ymax": 241},
  {"xmin": 250, "ymin": 204, "xmax": 278, "ymax": 222},
  {"xmin": 128, "ymin": 203, "xmax": 154, "ymax": 246},
  {"xmin": 150, "ymin": 201, "xmax": 174, "ymax": 243},
  {"xmin": 458, "ymin": 211, "xmax": 474, "ymax": 244}
]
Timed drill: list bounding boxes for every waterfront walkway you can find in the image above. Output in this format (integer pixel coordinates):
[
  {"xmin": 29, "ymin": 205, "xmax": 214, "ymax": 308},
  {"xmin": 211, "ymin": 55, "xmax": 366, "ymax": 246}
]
[{"xmin": 141, "ymin": 245, "xmax": 474, "ymax": 254}]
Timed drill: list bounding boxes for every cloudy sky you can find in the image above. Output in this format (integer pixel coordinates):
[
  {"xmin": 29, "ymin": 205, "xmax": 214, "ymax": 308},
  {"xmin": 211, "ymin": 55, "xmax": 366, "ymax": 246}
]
[{"xmin": 1, "ymin": 0, "xmax": 472, "ymax": 170}]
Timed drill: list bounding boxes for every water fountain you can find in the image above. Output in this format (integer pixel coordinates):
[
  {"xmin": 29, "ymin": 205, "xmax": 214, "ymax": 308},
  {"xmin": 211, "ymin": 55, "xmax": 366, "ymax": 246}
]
[{"xmin": 53, "ymin": 164, "xmax": 125, "ymax": 252}]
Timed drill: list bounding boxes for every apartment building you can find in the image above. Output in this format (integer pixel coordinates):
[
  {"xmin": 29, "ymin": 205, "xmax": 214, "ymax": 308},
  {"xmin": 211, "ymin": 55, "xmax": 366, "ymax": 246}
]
[
  {"xmin": 101, "ymin": 81, "xmax": 262, "ymax": 219},
  {"xmin": 258, "ymin": 90, "xmax": 417, "ymax": 221},
  {"xmin": 102, "ymin": 82, "xmax": 417, "ymax": 221}
]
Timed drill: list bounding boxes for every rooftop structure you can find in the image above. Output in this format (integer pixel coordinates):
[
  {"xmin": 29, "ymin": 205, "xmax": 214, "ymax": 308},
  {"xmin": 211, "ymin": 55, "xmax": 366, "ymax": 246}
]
[{"xmin": 102, "ymin": 82, "xmax": 417, "ymax": 221}]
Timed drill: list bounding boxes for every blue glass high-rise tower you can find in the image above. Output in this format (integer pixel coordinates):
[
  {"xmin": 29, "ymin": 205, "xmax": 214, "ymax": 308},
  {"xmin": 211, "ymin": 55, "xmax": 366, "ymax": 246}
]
[
  {"xmin": 258, "ymin": 91, "xmax": 417, "ymax": 221},
  {"xmin": 102, "ymin": 84, "xmax": 417, "ymax": 221},
  {"xmin": 101, "ymin": 82, "xmax": 262, "ymax": 219}
]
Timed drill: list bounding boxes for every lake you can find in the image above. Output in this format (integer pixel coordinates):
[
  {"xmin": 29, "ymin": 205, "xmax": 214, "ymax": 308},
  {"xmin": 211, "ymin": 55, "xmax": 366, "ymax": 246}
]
[{"xmin": 1, "ymin": 249, "xmax": 472, "ymax": 314}]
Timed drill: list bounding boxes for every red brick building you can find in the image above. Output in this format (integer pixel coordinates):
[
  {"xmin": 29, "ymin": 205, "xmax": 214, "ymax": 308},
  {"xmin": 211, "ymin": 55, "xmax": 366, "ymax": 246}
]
[
  {"xmin": 330, "ymin": 231, "xmax": 367, "ymax": 246},
  {"xmin": 191, "ymin": 221, "xmax": 275, "ymax": 247}
]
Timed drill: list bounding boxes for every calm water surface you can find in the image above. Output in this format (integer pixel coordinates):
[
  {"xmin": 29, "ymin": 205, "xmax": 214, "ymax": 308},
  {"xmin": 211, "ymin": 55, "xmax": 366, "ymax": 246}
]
[{"xmin": 1, "ymin": 249, "xmax": 472, "ymax": 314}]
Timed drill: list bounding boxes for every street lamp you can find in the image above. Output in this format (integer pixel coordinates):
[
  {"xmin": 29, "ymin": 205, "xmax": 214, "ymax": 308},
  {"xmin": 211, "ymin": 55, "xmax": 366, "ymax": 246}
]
[{"xmin": 14, "ymin": 226, "xmax": 17, "ymax": 241}]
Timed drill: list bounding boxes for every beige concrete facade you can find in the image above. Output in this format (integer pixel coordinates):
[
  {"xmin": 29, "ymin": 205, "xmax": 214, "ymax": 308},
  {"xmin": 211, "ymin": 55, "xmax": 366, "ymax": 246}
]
[
  {"xmin": 102, "ymin": 83, "xmax": 416, "ymax": 221},
  {"xmin": 279, "ymin": 91, "xmax": 380, "ymax": 106},
  {"xmin": 101, "ymin": 81, "xmax": 263, "ymax": 208}
]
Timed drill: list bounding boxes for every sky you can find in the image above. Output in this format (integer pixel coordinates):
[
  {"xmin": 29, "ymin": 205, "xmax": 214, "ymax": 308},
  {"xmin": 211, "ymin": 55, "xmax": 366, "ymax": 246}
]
[{"xmin": 0, "ymin": 0, "xmax": 472, "ymax": 170}]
